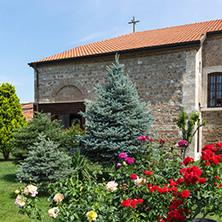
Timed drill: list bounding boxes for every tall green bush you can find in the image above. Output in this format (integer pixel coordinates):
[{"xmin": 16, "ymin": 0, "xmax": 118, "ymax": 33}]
[
  {"xmin": 81, "ymin": 55, "xmax": 153, "ymax": 165},
  {"xmin": 10, "ymin": 112, "xmax": 82, "ymax": 163},
  {"xmin": 0, "ymin": 83, "xmax": 26, "ymax": 160}
]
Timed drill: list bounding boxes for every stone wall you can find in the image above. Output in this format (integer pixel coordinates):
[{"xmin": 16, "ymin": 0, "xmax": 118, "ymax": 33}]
[
  {"xmin": 201, "ymin": 36, "xmax": 222, "ymax": 146},
  {"xmin": 36, "ymin": 48, "xmax": 198, "ymax": 146},
  {"xmin": 202, "ymin": 111, "xmax": 222, "ymax": 145}
]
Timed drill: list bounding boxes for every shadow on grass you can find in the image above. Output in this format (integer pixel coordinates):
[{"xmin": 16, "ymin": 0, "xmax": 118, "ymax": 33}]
[{"xmin": 3, "ymin": 173, "xmax": 17, "ymax": 183}]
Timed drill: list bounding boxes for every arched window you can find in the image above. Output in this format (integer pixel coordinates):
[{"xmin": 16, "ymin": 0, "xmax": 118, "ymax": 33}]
[{"xmin": 208, "ymin": 73, "xmax": 222, "ymax": 107}]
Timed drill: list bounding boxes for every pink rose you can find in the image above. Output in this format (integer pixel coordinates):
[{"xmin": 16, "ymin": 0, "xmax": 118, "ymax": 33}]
[
  {"xmin": 119, "ymin": 153, "xmax": 127, "ymax": 160},
  {"xmin": 178, "ymin": 140, "xmax": 188, "ymax": 147},
  {"xmin": 126, "ymin": 157, "xmax": 134, "ymax": 165}
]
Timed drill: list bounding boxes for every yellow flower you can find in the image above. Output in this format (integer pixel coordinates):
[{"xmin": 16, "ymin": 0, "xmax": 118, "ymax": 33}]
[
  {"xmin": 86, "ymin": 211, "xmax": 97, "ymax": 222},
  {"xmin": 15, "ymin": 190, "xmax": 20, "ymax": 194},
  {"xmin": 80, "ymin": 186, "xmax": 83, "ymax": 191}
]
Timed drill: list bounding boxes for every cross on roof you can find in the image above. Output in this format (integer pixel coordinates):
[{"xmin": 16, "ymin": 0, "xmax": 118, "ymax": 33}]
[{"xmin": 128, "ymin": 16, "xmax": 140, "ymax": 33}]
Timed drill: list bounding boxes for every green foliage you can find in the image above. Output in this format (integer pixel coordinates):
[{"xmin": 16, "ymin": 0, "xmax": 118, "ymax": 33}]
[
  {"xmin": 81, "ymin": 55, "xmax": 153, "ymax": 165},
  {"xmin": 0, "ymin": 82, "xmax": 27, "ymax": 160},
  {"xmin": 71, "ymin": 148, "xmax": 92, "ymax": 180},
  {"xmin": 10, "ymin": 112, "xmax": 82, "ymax": 164},
  {"xmin": 16, "ymin": 134, "xmax": 74, "ymax": 185},
  {"xmin": 174, "ymin": 109, "xmax": 206, "ymax": 158},
  {"xmin": 14, "ymin": 138, "xmax": 222, "ymax": 222}
]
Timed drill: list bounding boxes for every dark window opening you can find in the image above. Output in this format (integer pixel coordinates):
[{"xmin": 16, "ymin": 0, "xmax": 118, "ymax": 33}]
[
  {"xmin": 57, "ymin": 114, "xmax": 82, "ymax": 129},
  {"xmin": 208, "ymin": 73, "xmax": 222, "ymax": 107}
]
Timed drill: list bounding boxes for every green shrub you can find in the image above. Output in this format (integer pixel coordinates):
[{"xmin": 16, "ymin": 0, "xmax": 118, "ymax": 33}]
[
  {"xmin": 10, "ymin": 112, "xmax": 83, "ymax": 164},
  {"xmin": 16, "ymin": 134, "xmax": 74, "ymax": 185}
]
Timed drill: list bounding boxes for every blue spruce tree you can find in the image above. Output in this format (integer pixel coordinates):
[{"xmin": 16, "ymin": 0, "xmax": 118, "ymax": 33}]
[{"xmin": 81, "ymin": 55, "xmax": 153, "ymax": 165}]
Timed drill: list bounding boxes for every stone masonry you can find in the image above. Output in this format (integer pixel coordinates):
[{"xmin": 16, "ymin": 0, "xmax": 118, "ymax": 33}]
[{"xmin": 36, "ymin": 47, "xmax": 198, "ymax": 154}]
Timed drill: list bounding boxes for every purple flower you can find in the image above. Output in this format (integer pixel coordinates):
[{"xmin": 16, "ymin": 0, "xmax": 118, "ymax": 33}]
[
  {"xmin": 116, "ymin": 163, "xmax": 122, "ymax": 168},
  {"xmin": 180, "ymin": 162, "xmax": 185, "ymax": 166},
  {"xmin": 178, "ymin": 140, "xmax": 188, "ymax": 147},
  {"xmin": 125, "ymin": 157, "xmax": 134, "ymax": 165},
  {"xmin": 119, "ymin": 153, "xmax": 127, "ymax": 160}
]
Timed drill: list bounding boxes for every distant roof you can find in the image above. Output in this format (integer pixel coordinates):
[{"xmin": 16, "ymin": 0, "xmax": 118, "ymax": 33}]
[
  {"xmin": 31, "ymin": 19, "xmax": 222, "ymax": 65},
  {"xmin": 21, "ymin": 102, "xmax": 34, "ymax": 121}
]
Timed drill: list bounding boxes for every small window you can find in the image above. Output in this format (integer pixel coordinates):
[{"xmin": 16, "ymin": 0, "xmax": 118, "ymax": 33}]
[{"xmin": 208, "ymin": 73, "xmax": 222, "ymax": 107}]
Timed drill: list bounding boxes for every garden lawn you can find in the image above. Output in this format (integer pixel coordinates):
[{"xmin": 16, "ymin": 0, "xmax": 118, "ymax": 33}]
[
  {"xmin": 0, "ymin": 156, "xmax": 53, "ymax": 222},
  {"xmin": 0, "ymin": 155, "xmax": 221, "ymax": 222}
]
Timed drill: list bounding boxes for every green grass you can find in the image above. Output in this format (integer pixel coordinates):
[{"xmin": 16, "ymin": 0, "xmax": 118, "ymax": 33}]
[
  {"xmin": 0, "ymin": 156, "xmax": 53, "ymax": 222},
  {"xmin": 0, "ymin": 155, "xmax": 221, "ymax": 222}
]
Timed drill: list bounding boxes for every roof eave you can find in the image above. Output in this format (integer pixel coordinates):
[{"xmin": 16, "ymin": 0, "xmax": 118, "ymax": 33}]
[{"xmin": 28, "ymin": 40, "xmax": 201, "ymax": 67}]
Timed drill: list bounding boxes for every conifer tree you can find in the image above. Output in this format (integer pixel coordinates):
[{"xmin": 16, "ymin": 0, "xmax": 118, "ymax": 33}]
[
  {"xmin": 81, "ymin": 55, "xmax": 153, "ymax": 165},
  {"xmin": 11, "ymin": 112, "xmax": 80, "ymax": 164},
  {"xmin": 16, "ymin": 134, "xmax": 74, "ymax": 185},
  {"xmin": 0, "ymin": 83, "xmax": 26, "ymax": 160}
]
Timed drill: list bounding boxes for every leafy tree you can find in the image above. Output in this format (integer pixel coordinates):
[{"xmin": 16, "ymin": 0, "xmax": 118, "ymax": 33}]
[
  {"xmin": 0, "ymin": 83, "xmax": 26, "ymax": 160},
  {"xmin": 81, "ymin": 55, "xmax": 153, "ymax": 165},
  {"xmin": 10, "ymin": 112, "xmax": 82, "ymax": 164},
  {"xmin": 174, "ymin": 109, "xmax": 206, "ymax": 158},
  {"xmin": 16, "ymin": 134, "xmax": 74, "ymax": 185}
]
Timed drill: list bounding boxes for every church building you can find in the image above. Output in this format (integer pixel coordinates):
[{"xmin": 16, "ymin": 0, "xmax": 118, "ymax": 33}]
[{"xmin": 29, "ymin": 19, "xmax": 222, "ymax": 159}]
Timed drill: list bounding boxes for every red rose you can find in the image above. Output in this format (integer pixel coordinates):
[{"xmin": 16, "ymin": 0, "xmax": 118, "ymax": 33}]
[
  {"xmin": 172, "ymin": 192, "xmax": 177, "ymax": 197},
  {"xmin": 214, "ymin": 182, "xmax": 217, "ymax": 186},
  {"xmin": 176, "ymin": 177, "xmax": 184, "ymax": 185},
  {"xmin": 213, "ymin": 157, "xmax": 219, "ymax": 165},
  {"xmin": 178, "ymin": 215, "xmax": 186, "ymax": 221},
  {"xmin": 137, "ymin": 199, "xmax": 144, "ymax": 203},
  {"xmin": 219, "ymin": 183, "xmax": 222, "ymax": 188},
  {"xmin": 199, "ymin": 178, "xmax": 206, "ymax": 184},
  {"xmin": 204, "ymin": 162, "xmax": 210, "ymax": 166},
  {"xmin": 181, "ymin": 190, "xmax": 190, "ymax": 198},
  {"xmin": 145, "ymin": 171, "xmax": 153, "ymax": 176},
  {"xmin": 215, "ymin": 176, "xmax": 220, "ymax": 179},
  {"xmin": 171, "ymin": 187, "xmax": 178, "ymax": 192},
  {"xmin": 131, "ymin": 199, "xmax": 138, "ymax": 205},
  {"xmin": 122, "ymin": 199, "xmax": 131, "ymax": 207},
  {"xmin": 183, "ymin": 156, "xmax": 194, "ymax": 166},
  {"xmin": 179, "ymin": 168, "xmax": 186, "ymax": 175},
  {"xmin": 190, "ymin": 175, "xmax": 199, "ymax": 184},
  {"xmin": 130, "ymin": 174, "xmax": 137, "ymax": 180}
]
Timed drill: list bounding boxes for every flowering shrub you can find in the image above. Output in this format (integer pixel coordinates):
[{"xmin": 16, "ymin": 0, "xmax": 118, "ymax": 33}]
[
  {"xmin": 14, "ymin": 184, "xmax": 43, "ymax": 220},
  {"xmin": 14, "ymin": 137, "xmax": 222, "ymax": 222}
]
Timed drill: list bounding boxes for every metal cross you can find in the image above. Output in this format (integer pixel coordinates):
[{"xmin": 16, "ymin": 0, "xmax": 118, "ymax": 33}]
[{"xmin": 128, "ymin": 16, "xmax": 140, "ymax": 33}]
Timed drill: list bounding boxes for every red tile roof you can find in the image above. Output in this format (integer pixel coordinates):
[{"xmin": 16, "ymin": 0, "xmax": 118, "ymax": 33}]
[
  {"xmin": 32, "ymin": 19, "xmax": 222, "ymax": 64},
  {"xmin": 22, "ymin": 103, "xmax": 34, "ymax": 121}
]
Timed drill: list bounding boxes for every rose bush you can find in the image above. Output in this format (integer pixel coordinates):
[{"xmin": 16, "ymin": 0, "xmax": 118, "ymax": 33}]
[{"xmin": 14, "ymin": 136, "xmax": 222, "ymax": 222}]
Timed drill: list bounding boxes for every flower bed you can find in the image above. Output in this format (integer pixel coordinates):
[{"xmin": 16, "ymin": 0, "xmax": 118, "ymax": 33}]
[{"xmin": 14, "ymin": 136, "xmax": 222, "ymax": 221}]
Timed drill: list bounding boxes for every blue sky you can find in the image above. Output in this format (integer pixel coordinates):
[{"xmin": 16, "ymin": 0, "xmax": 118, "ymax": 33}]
[{"xmin": 1, "ymin": 0, "xmax": 222, "ymax": 103}]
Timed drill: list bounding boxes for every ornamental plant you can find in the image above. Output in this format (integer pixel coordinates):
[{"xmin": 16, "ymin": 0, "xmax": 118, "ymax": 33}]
[
  {"xmin": 16, "ymin": 134, "xmax": 74, "ymax": 185},
  {"xmin": 81, "ymin": 54, "xmax": 153, "ymax": 166},
  {"xmin": 0, "ymin": 82, "xmax": 27, "ymax": 160},
  {"xmin": 14, "ymin": 136, "xmax": 222, "ymax": 222},
  {"xmin": 174, "ymin": 109, "xmax": 206, "ymax": 159}
]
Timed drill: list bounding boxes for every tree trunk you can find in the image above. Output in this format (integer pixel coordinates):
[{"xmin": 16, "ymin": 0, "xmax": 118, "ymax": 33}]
[{"xmin": 3, "ymin": 151, "xmax": 9, "ymax": 161}]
